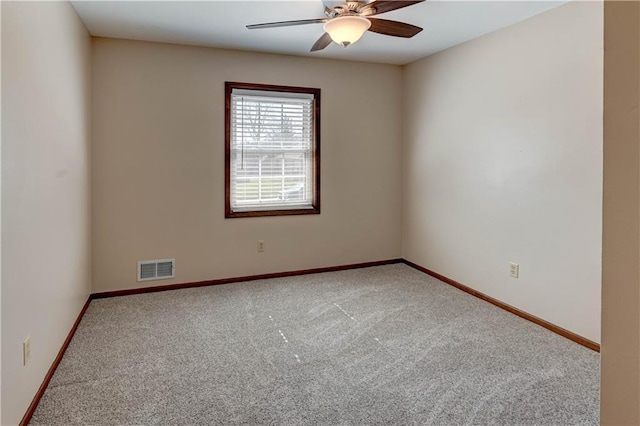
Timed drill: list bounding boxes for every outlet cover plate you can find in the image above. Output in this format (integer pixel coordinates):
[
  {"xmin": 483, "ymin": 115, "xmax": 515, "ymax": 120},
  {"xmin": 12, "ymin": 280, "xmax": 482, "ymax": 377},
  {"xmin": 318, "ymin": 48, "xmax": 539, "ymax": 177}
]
[
  {"xmin": 509, "ymin": 262, "xmax": 519, "ymax": 278},
  {"xmin": 23, "ymin": 336, "xmax": 31, "ymax": 366}
]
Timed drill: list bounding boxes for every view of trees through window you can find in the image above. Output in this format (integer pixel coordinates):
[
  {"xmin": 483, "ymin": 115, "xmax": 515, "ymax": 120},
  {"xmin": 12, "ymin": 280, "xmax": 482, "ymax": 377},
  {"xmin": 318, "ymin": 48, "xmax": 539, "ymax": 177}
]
[{"xmin": 232, "ymin": 99, "xmax": 308, "ymax": 203}]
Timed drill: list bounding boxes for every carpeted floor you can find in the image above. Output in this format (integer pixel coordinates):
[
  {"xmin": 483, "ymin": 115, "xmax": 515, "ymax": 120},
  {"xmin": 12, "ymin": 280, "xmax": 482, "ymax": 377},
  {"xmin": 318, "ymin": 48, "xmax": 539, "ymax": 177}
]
[{"xmin": 31, "ymin": 264, "xmax": 600, "ymax": 425}]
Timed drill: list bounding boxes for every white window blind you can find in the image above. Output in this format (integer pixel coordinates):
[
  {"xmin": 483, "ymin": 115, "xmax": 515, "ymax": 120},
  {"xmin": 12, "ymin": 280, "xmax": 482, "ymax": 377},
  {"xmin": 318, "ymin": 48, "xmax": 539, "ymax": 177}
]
[{"xmin": 230, "ymin": 88, "xmax": 315, "ymax": 212}]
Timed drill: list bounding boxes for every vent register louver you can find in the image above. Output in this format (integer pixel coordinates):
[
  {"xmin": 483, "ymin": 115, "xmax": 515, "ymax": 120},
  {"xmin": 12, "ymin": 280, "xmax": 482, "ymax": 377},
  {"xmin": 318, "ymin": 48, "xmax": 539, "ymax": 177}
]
[{"xmin": 137, "ymin": 259, "xmax": 175, "ymax": 282}]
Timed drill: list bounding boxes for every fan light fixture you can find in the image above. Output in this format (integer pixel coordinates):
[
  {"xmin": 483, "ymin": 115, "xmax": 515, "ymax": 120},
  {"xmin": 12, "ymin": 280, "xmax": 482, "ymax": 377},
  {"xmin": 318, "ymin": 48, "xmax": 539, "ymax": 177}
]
[
  {"xmin": 323, "ymin": 16, "xmax": 371, "ymax": 47},
  {"xmin": 246, "ymin": 0, "xmax": 425, "ymax": 53}
]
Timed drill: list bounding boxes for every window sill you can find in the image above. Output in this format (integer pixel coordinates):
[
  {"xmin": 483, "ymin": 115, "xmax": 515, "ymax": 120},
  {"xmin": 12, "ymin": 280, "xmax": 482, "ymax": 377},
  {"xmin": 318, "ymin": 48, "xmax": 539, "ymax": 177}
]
[{"xmin": 225, "ymin": 207, "xmax": 320, "ymax": 218}]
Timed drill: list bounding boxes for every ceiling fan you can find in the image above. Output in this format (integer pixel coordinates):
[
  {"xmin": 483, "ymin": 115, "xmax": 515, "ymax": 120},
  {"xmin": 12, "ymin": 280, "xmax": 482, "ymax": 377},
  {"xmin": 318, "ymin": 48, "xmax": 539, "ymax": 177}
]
[{"xmin": 246, "ymin": 0, "xmax": 425, "ymax": 52}]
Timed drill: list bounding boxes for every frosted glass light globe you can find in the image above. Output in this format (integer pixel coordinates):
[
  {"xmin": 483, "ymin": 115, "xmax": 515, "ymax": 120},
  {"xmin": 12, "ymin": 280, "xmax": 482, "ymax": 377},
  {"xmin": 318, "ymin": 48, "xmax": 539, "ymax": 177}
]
[{"xmin": 323, "ymin": 16, "xmax": 371, "ymax": 47}]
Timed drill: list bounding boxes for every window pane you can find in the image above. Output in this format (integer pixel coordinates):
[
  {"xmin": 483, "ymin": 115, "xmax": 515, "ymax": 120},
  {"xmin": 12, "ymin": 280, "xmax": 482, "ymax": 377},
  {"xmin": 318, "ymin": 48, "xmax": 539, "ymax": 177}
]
[{"xmin": 225, "ymin": 83, "xmax": 320, "ymax": 217}]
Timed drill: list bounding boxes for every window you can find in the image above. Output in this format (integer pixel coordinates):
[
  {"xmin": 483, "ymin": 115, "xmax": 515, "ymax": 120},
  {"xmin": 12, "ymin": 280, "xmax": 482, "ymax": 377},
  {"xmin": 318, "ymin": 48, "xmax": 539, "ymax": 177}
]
[{"xmin": 225, "ymin": 82, "xmax": 321, "ymax": 218}]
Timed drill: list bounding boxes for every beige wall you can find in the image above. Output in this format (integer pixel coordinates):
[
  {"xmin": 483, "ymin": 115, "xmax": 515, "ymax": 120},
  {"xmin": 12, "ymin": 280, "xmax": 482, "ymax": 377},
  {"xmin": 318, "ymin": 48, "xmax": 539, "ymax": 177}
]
[
  {"xmin": 91, "ymin": 38, "xmax": 403, "ymax": 292},
  {"xmin": 601, "ymin": 1, "xmax": 640, "ymax": 424},
  {"xmin": 402, "ymin": 1, "xmax": 603, "ymax": 343},
  {"xmin": 1, "ymin": 2, "xmax": 92, "ymax": 425}
]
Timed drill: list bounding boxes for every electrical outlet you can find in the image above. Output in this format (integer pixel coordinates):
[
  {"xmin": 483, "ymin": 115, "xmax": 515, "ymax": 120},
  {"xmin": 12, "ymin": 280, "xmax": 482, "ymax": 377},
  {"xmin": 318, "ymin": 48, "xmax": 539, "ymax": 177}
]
[
  {"xmin": 23, "ymin": 336, "xmax": 31, "ymax": 366},
  {"xmin": 257, "ymin": 240, "xmax": 265, "ymax": 252},
  {"xmin": 509, "ymin": 262, "xmax": 519, "ymax": 279}
]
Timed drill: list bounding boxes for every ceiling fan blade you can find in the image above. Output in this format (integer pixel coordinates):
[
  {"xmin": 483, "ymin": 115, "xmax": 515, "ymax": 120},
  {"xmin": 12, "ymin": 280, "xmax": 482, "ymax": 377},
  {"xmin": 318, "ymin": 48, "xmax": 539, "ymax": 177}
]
[
  {"xmin": 311, "ymin": 32, "xmax": 333, "ymax": 52},
  {"xmin": 247, "ymin": 18, "xmax": 327, "ymax": 30},
  {"xmin": 367, "ymin": 18, "xmax": 423, "ymax": 38},
  {"xmin": 367, "ymin": 0, "xmax": 425, "ymax": 16}
]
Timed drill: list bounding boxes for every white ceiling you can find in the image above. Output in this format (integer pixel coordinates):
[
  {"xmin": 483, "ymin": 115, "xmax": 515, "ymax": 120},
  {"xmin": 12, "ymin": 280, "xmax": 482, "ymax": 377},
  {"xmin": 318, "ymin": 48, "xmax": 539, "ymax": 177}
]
[{"xmin": 71, "ymin": 0, "xmax": 566, "ymax": 65}]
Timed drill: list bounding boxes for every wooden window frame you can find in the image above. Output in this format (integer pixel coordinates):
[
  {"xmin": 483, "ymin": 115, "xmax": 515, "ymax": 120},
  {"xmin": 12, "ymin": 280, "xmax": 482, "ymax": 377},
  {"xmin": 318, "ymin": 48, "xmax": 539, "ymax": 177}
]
[{"xmin": 225, "ymin": 82, "xmax": 321, "ymax": 218}]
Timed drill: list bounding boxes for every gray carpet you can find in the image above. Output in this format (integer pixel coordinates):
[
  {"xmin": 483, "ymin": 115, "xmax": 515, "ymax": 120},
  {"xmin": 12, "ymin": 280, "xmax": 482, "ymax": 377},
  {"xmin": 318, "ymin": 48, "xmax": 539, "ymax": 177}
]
[{"xmin": 31, "ymin": 264, "xmax": 600, "ymax": 425}]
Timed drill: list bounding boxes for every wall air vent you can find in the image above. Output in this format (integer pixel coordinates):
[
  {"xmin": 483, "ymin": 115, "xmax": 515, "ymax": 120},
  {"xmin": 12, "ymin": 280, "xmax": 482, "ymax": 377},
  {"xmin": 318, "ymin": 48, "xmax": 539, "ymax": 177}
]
[{"xmin": 137, "ymin": 258, "xmax": 175, "ymax": 282}]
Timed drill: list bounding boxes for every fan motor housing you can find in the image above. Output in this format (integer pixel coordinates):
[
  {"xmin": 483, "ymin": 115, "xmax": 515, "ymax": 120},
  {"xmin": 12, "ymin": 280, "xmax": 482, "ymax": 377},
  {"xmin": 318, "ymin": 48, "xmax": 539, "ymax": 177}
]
[{"xmin": 332, "ymin": 1, "xmax": 375, "ymax": 17}]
